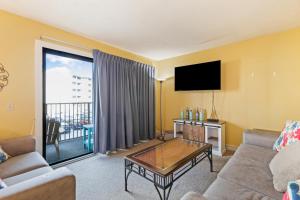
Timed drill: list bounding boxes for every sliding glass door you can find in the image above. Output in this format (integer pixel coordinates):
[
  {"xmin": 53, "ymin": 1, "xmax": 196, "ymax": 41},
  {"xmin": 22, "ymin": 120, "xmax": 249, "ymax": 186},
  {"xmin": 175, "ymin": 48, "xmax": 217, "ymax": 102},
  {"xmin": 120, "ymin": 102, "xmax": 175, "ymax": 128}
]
[{"xmin": 43, "ymin": 48, "xmax": 93, "ymax": 165}]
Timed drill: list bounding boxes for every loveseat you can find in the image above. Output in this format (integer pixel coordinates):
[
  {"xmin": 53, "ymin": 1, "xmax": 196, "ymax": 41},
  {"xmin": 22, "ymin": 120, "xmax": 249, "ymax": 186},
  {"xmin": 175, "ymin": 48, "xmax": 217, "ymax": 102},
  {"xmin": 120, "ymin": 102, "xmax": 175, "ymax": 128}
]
[
  {"xmin": 0, "ymin": 136, "xmax": 76, "ymax": 200},
  {"xmin": 182, "ymin": 129, "xmax": 282, "ymax": 200}
]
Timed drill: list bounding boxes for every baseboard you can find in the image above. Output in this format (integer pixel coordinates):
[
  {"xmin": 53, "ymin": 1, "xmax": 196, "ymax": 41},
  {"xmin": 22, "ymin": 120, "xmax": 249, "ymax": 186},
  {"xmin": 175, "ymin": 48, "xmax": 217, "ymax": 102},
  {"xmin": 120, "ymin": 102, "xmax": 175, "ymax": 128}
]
[
  {"xmin": 51, "ymin": 153, "xmax": 96, "ymax": 169},
  {"xmin": 226, "ymin": 144, "xmax": 238, "ymax": 151}
]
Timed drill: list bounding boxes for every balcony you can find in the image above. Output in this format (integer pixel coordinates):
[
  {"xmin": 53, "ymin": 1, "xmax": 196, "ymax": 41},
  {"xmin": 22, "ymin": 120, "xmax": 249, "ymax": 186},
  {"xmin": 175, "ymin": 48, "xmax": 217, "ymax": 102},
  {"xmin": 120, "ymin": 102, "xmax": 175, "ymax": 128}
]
[{"xmin": 45, "ymin": 102, "xmax": 93, "ymax": 164}]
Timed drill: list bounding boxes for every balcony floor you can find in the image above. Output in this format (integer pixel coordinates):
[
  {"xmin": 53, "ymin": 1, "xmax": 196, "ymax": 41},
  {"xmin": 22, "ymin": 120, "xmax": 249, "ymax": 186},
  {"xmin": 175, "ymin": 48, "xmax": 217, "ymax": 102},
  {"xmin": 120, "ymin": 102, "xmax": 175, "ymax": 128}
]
[{"xmin": 46, "ymin": 137, "xmax": 92, "ymax": 164}]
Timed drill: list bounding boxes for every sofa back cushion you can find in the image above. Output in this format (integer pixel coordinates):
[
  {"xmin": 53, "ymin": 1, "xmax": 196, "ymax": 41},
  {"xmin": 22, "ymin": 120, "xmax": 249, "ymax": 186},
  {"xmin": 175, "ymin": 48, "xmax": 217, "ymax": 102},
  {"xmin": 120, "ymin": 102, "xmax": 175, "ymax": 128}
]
[
  {"xmin": 0, "ymin": 136, "xmax": 35, "ymax": 157},
  {"xmin": 273, "ymin": 120, "xmax": 300, "ymax": 152},
  {"xmin": 269, "ymin": 141, "xmax": 300, "ymax": 192}
]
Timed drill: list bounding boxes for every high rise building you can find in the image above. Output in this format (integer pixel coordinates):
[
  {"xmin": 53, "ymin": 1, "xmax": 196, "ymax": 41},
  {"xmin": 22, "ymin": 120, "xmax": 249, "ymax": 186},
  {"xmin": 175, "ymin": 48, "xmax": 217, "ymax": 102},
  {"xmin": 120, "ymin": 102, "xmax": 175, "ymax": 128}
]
[
  {"xmin": 46, "ymin": 67, "xmax": 92, "ymax": 103},
  {"xmin": 71, "ymin": 75, "xmax": 92, "ymax": 102}
]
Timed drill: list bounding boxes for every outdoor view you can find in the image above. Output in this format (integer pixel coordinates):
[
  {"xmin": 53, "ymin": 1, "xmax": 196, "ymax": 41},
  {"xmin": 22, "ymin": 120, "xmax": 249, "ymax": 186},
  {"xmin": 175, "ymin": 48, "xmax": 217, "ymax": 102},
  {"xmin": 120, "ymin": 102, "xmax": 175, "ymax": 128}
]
[{"xmin": 44, "ymin": 50, "xmax": 93, "ymax": 164}]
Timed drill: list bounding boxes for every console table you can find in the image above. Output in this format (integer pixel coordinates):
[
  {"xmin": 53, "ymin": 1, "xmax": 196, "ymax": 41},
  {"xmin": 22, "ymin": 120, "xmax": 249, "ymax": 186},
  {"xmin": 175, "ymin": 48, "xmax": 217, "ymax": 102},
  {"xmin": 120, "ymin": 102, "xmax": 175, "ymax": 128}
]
[{"xmin": 173, "ymin": 119, "xmax": 226, "ymax": 156}]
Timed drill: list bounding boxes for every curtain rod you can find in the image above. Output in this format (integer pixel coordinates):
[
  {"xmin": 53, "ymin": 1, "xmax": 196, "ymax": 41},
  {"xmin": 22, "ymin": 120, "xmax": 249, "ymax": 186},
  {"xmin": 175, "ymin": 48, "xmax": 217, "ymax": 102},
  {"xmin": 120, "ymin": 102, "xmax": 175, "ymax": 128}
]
[{"xmin": 40, "ymin": 36, "xmax": 92, "ymax": 52}]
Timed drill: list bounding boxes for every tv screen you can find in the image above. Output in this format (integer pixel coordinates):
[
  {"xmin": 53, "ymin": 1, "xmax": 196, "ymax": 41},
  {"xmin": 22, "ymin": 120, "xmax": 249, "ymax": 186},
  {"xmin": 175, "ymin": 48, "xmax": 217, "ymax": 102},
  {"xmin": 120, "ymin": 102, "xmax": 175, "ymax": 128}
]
[{"xmin": 175, "ymin": 60, "xmax": 221, "ymax": 91}]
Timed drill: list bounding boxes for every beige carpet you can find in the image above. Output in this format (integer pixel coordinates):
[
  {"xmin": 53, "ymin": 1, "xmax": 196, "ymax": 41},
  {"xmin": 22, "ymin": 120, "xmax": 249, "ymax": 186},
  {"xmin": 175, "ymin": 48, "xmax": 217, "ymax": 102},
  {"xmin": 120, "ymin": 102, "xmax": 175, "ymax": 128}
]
[{"xmin": 66, "ymin": 140, "xmax": 230, "ymax": 200}]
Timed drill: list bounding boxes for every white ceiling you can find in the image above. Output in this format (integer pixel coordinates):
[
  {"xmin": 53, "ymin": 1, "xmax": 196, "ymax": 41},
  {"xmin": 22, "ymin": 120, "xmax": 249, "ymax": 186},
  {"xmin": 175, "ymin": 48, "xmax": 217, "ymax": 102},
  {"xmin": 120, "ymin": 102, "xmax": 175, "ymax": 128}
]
[{"xmin": 1, "ymin": 0, "xmax": 300, "ymax": 60}]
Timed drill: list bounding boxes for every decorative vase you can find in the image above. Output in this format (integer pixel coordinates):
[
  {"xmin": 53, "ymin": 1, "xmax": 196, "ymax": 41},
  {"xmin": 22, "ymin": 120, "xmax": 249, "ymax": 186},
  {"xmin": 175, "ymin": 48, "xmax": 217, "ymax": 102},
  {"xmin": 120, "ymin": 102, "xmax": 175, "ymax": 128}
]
[{"xmin": 189, "ymin": 109, "xmax": 193, "ymax": 121}]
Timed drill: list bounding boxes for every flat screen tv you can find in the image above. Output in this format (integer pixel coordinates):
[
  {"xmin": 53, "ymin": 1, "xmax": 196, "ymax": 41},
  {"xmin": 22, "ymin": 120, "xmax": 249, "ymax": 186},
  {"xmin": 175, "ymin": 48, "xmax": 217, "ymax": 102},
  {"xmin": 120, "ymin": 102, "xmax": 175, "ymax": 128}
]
[{"xmin": 175, "ymin": 60, "xmax": 221, "ymax": 91}]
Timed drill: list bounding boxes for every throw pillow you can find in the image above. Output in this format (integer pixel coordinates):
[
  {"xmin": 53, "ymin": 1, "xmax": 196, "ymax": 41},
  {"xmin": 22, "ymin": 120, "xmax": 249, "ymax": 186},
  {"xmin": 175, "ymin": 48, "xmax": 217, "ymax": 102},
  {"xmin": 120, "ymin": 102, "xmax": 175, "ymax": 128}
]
[
  {"xmin": 282, "ymin": 180, "xmax": 300, "ymax": 200},
  {"xmin": 273, "ymin": 120, "xmax": 300, "ymax": 152},
  {"xmin": 269, "ymin": 141, "xmax": 300, "ymax": 192},
  {"xmin": 0, "ymin": 178, "xmax": 7, "ymax": 190},
  {"xmin": 0, "ymin": 146, "xmax": 9, "ymax": 164}
]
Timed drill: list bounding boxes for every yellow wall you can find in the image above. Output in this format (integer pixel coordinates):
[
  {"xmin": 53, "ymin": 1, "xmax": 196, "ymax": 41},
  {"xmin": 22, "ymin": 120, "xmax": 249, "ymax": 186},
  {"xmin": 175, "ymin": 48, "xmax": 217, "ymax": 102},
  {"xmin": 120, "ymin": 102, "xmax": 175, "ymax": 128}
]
[
  {"xmin": 0, "ymin": 10, "xmax": 152, "ymax": 140},
  {"xmin": 1, "ymin": 9, "xmax": 300, "ymax": 148},
  {"xmin": 154, "ymin": 27, "xmax": 300, "ymax": 148}
]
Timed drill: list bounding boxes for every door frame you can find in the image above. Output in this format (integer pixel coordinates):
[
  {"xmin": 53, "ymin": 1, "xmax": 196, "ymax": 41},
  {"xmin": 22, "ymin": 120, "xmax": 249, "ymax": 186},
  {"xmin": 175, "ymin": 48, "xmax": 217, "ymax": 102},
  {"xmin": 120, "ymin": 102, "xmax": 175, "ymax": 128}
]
[{"xmin": 35, "ymin": 40, "xmax": 93, "ymax": 155}]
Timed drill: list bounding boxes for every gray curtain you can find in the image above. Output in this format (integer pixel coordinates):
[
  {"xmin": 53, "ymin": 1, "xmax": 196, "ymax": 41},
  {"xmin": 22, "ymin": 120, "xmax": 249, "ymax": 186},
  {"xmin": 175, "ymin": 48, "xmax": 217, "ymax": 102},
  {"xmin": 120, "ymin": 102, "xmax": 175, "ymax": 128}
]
[{"xmin": 93, "ymin": 50, "xmax": 155, "ymax": 154}]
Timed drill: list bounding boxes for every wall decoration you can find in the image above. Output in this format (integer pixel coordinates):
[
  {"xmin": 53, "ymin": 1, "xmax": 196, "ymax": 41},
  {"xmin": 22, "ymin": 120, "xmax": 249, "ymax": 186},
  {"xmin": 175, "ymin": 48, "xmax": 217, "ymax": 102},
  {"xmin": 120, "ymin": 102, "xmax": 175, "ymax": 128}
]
[{"xmin": 0, "ymin": 63, "xmax": 9, "ymax": 92}]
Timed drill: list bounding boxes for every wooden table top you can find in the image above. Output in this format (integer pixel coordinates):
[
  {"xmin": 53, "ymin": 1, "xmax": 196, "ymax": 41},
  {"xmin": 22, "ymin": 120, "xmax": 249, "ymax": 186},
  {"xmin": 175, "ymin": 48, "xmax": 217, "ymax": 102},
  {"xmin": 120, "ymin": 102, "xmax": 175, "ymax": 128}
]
[{"xmin": 125, "ymin": 138, "xmax": 211, "ymax": 176}]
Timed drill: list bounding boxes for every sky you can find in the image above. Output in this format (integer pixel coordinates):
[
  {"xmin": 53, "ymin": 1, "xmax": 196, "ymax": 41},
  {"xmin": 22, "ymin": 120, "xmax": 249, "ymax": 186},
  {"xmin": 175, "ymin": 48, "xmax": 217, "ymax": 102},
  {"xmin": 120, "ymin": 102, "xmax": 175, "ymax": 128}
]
[
  {"xmin": 45, "ymin": 53, "xmax": 93, "ymax": 103},
  {"xmin": 46, "ymin": 54, "xmax": 93, "ymax": 77}
]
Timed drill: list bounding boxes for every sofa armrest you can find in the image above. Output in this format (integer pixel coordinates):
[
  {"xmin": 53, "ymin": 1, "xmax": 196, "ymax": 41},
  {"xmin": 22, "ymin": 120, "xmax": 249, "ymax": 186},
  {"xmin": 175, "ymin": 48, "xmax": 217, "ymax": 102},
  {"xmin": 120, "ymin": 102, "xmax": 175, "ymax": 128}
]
[
  {"xmin": 0, "ymin": 167, "xmax": 75, "ymax": 200},
  {"xmin": 0, "ymin": 136, "xmax": 35, "ymax": 157},
  {"xmin": 243, "ymin": 129, "xmax": 280, "ymax": 149},
  {"xmin": 181, "ymin": 191, "xmax": 207, "ymax": 200}
]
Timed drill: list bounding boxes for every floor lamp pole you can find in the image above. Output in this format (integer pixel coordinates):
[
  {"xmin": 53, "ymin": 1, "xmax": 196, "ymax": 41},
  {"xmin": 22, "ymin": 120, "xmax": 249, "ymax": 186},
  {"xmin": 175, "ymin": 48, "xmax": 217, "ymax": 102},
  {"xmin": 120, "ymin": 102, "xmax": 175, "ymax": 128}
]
[{"xmin": 159, "ymin": 80, "xmax": 164, "ymax": 141}]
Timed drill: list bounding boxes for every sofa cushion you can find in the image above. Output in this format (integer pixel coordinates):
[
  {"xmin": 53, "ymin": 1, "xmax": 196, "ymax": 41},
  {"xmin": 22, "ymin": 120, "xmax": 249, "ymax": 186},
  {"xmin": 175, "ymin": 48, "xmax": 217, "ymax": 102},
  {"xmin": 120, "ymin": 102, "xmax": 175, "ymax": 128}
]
[
  {"xmin": 269, "ymin": 141, "xmax": 300, "ymax": 192},
  {"xmin": 244, "ymin": 129, "xmax": 280, "ymax": 149},
  {"xmin": 3, "ymin": 166, "xmax": 53, "ymax": 186},
  {"xmin": 218, "ymin": 145, "xmax": 281, "ymax": 199},
  {"xmin": 204, "ymin": 177, "xmax": 277, "ymax": 200},
  {"xmin": 0, "ymin": 167, "xmax": 75, "ymax": 200},
  {"xmin": 0, "ymin": 152, "xmax": 48, "ymax": 179},
  {"xmin": 181, "ymin": 191, "xmax": 207, "ymax": 200},
  {"xmin": 234, "ymin": 144, "xmax": 276, "ymax": 165}
]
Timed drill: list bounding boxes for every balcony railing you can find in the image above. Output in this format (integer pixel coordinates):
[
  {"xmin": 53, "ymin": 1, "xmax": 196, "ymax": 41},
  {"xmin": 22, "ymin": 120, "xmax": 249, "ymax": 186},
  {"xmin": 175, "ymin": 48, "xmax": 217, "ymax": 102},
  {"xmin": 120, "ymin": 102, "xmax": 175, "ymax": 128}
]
[{"xmin": 46, "ymin": 102, "xmax": 92, "ymax": 141}]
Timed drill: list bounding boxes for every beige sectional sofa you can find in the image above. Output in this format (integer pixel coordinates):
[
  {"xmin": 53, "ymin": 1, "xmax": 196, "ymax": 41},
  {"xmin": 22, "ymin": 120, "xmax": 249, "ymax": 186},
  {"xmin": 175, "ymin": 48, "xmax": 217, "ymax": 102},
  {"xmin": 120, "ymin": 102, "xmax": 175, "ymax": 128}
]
[
  {"xmin": 182, "ymin": 129, "xmax": 282, "ymax": 200},
  {"xmin": 0, "ymin": 136, "xmax": 75, "ymax": 200}
]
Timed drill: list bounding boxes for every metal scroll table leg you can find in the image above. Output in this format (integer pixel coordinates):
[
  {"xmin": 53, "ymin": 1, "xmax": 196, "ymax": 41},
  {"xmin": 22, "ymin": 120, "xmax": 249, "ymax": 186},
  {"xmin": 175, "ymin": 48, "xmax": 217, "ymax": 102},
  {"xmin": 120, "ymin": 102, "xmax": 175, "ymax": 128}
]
[
  {"xmin": 208, "ymin": 146, "xmax": 214, "ymax": 172},
  {"xmin": 124, "ymin": 160, "xmax": 132, "ymax": 192},
  {"xmin": 154, "ymin": 183, "xmax": 173, "ymax": 200},
  {"xmin": 154, "ymin": 174, "xmax": 173, "ymax": 200}
]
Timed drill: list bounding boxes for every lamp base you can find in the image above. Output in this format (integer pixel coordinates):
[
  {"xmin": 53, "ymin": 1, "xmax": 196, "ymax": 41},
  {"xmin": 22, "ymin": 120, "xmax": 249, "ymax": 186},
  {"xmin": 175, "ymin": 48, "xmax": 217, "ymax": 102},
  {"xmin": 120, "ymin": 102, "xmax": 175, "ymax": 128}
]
[
  {"xmin": 157, "ymin": 134, "xmax": 165, "ymax": 141},
  {"xmin": 207, "ymin": 118, "xmax": 219, "ymax": 123}
]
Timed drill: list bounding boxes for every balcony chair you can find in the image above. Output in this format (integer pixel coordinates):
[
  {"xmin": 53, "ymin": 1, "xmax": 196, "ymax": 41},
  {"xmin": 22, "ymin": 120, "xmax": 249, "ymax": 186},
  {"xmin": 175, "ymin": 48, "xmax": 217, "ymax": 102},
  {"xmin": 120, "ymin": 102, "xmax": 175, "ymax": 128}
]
[{"xmin": 46, "ymin": 119, "xmax": 61, "ymax": 158}]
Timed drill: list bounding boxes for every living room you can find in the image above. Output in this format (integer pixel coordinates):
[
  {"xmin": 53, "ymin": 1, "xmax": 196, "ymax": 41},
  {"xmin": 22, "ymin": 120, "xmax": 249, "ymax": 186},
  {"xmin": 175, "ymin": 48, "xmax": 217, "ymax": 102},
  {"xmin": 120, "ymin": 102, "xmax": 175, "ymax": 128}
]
[{"xmin": 0, "ymin": 1, "xmax": 300, "ymax": 200}]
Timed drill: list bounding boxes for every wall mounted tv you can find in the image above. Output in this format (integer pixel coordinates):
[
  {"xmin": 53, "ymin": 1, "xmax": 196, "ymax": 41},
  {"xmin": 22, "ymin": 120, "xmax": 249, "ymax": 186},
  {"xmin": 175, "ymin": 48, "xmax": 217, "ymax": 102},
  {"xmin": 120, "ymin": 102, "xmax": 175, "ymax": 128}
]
[{"xmin": 175, "ymin": 60, "xmax": 221, "ymax": 91}]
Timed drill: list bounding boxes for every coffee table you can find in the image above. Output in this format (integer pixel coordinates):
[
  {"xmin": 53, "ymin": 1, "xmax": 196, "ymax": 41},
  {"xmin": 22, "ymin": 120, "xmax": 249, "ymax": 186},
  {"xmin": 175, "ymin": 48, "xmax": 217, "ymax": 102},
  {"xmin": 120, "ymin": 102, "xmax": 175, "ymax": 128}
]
[{"xmin": 124, "ymin": 138, "xmax": 213, "ymax": 200}]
